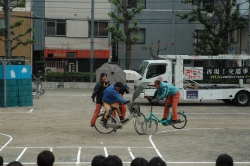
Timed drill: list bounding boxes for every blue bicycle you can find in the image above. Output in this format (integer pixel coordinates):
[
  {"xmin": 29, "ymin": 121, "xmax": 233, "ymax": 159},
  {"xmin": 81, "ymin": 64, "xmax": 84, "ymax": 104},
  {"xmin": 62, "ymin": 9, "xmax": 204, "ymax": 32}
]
[{"xmin": 142, "ymin": 99, "xmax": 187, "ymax": 135}]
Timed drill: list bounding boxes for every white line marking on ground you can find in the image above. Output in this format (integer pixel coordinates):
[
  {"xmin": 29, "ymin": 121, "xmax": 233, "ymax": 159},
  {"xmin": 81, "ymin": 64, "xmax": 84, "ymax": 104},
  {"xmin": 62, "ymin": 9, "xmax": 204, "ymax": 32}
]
[
  {"xmin": 149, "ymin": 135, "xmax": 165, "ymax": 161},
  {"xmin": 50, "ymin": 148, "xmax": 53, "ymax": 152},
  {"xmin": 29, "ymin": 109, "xmax": 34, "ymax": 113},
  {"xmin": 128, "ymin": 147, "xmax": 135, "ymax": 159},
  {"xmin": 77, "ymin": 147, "xmax": 81, "ymax": 164},
  {"xmin": 104, "ymin": 147, "xmax": 108, "ymax": 157},
  {"xmin": 149, "ymin": 128, "xmax": 223, "ymax": 162},
  {"xmin": 6, "ymin": 146, "xmax": 153, "ymax": 149},
  {"xmin": 16, "ymin": 148, "xmax": 27, "ymax": 161},
  {"xmin": 0, "ymin": 133, "xmax": 13, "ymax": 152}
]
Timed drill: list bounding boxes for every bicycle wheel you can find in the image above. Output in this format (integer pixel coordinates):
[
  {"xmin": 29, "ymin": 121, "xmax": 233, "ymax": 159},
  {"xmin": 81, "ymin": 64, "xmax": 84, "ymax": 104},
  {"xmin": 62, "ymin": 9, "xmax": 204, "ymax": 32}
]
[
  {"xmin": 95, "ymin": 114, "xmax": 115, "ymax": 134},
  {"xmin": 133, "ymin": 113, "xmax": 146, "ymax": 135},
  {"xmin": 172, "ymin": 113, "xmax": 187, "ymax": 129},
  {"xmin": 142, "ymin": 119, "xmax": 158, "ymax": 135}
]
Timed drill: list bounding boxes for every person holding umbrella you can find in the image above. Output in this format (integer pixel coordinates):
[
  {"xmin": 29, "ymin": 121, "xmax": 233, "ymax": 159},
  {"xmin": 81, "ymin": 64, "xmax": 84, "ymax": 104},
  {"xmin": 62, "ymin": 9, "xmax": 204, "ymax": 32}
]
[{"xmin": 90, "ymin": 73, "xmax": 110, "ymax": 127}]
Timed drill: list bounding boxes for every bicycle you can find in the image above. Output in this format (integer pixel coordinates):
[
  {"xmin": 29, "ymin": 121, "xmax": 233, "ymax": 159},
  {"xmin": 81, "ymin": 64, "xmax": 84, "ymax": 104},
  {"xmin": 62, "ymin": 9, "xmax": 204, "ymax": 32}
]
[
  {"xmin": 33, "ymin": 76, "xmax": 45, "ymax": 98},
  {"xmin": 142, "ymin": 99, "xmax": 187, "ymax": 135},
  {"xmin": 95, "ymin": 102, "xmax": 146, "ymax": 135}
]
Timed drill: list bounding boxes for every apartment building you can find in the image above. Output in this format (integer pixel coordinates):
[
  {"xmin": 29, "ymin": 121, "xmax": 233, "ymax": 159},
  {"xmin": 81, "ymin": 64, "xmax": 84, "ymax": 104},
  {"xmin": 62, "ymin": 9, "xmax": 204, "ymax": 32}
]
[
  {"xmin": 32, "ymin": 0, "xmax": 112, "ymax": 74},
  {"xmin": 0, "ymin": 0, "xmax": 32, "ymax": 63},
  {"xmin": 114, "ymin": 0, "xmax": 202, "ymax": 70}
]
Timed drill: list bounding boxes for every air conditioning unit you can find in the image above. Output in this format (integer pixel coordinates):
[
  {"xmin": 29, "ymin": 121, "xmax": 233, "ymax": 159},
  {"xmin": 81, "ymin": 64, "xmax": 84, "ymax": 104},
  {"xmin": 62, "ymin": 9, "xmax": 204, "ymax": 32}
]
[{"xmin": 45, "ymin": 67, "xmax": 57, "ymax": 74}]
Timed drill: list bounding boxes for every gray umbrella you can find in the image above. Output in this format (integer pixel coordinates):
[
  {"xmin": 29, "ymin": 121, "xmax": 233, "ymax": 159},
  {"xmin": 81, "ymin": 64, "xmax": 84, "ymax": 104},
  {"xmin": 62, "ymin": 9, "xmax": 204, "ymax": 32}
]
[
  {"xmin": 96, "ymin": 63, "xmax": 126, "ymax": 84},
  {"xmin": 132, "ymin": 82, "xmax": 151, "ymax": 102}
]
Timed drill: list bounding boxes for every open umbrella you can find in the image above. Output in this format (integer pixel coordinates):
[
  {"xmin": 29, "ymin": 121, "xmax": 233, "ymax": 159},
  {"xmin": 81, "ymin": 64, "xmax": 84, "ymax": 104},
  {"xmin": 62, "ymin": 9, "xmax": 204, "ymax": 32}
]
[
  {"xmin": 123, "ymin": 70, "xmax": 142, "ymax": 80},
  {"xmin": 132, "ymin": 82, "xmax": 151, "ymax": 102},
  {"xmin": 96, "ymin": 64, "xmax": 126, "ymax": 84}
]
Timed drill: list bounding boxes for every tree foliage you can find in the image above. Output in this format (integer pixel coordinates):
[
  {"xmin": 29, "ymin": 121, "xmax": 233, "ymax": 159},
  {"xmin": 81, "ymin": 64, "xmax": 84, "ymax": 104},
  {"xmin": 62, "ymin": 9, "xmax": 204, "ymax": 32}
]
[
  {"xmin": 177, "ymin": 0, "xmax": 247, "ymax": 55},
  {"xmin": 0, "ymin": 0, "xmax": 35, "ymax": 55},
  {"xmin": 107, "ymin": 0, "xmax": 143, "ymax": 69}
]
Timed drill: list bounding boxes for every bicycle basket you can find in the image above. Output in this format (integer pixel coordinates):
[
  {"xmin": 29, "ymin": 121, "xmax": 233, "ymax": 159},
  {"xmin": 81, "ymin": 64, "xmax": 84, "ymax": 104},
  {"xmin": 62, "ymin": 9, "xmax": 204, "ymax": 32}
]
[{"xmin": 127, "ymin": 102, "xmax": 140, "ymax": 114}]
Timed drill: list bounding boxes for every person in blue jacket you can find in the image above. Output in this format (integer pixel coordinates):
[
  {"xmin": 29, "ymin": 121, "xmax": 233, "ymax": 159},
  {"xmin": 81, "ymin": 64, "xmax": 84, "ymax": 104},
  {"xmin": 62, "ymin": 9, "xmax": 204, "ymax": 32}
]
[
  {"xmin": 154, "ymin": 79, "xmax": 180, "ymax": 124},
  {"xmin": 102, "ymin": 82, "xmax": 130, "ymax": 127}
]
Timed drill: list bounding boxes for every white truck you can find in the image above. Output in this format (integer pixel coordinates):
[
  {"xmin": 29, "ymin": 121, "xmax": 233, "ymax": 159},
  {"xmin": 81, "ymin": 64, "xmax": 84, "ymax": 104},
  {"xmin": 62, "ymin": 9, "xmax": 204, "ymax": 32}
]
[{"xmin": 134, "ymin": 54, "xmax": 250, "ymax": 106}]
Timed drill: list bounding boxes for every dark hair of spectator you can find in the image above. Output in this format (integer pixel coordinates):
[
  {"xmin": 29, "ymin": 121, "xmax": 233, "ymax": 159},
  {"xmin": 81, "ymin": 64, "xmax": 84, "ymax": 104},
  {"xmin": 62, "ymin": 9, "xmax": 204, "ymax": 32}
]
[
  {"xmin": 6, "ymin": 161, "xmax": 23, "ymax": 166},
  {"xmin": 37, "ymin": 150, "xmax": 55, "ymax": 166},
  {"xmin": 0, "ymin": 156, "xmax": 3, "ymax": 166},
  {"xmin": 114, "ymin": 82, "xmax": 124, "ymax": 88},
  {"xmin": 91, "ymin": 155, "xmax": 105, "ymax": 166},
  {"xmin": 148, "ymin": 157, "xmax": 166, "ymax": 166},
  {"xmin": 216, "ymin": 154, "xmax": 234, "ymax": 166},
  {"xmin": 100, "ymin": 73, "xmax": 107, "ymax": 81},
  {"xmin": 130, "ymin": 157, "xmax": 148, "ymax": 166},
  {"xmin": 102, "ymin": 155, "xmax": 122, "ymax": 166}
]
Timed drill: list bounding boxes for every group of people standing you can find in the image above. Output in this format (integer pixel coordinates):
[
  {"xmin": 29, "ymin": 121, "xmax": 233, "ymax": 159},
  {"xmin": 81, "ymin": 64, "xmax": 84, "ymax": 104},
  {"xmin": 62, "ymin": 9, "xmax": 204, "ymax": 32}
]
[{"xmin": 90, "ymin": 73, "xmax": 130, "ymax": 128}]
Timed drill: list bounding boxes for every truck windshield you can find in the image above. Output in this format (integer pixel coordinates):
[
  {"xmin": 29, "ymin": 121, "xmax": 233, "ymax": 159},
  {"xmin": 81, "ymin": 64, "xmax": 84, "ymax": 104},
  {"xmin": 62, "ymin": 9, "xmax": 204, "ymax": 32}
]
[{"xmin": 137, "ymin": 62, "xmax": 149, "ymax": 76}]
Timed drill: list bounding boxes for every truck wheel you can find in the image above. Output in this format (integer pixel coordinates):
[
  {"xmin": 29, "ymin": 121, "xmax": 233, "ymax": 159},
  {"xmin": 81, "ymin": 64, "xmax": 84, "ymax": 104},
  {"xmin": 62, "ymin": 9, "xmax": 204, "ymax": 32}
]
[
  {"xmin": 234, "ymin": 91, "xmax": 250, "ymax": 106},
  {"xmin": 222, "ymin": 99, "xmax": 234, "ymax": 104}
]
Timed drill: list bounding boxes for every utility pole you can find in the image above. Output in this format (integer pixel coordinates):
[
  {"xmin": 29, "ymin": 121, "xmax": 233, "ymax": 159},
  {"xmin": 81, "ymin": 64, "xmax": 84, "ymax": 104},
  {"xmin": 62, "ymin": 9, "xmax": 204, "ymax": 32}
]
[
  {"xmin": 90, "ymin": 0, "xmax": 94, "ymax": 82},
  {"xmin": 171, "ymin": 0, "xmax": 175, "ymax": 55},
  {"xmin": 5, "ymin": 0, "xmax": 11, "ymax": 59}
]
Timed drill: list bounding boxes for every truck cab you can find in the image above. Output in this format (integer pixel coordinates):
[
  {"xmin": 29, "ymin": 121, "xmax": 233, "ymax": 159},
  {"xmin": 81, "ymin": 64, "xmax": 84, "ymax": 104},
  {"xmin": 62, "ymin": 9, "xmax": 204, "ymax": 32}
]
[{"xmin": 135, "ymin": 60, "xmax": 172, "ymax": 100}]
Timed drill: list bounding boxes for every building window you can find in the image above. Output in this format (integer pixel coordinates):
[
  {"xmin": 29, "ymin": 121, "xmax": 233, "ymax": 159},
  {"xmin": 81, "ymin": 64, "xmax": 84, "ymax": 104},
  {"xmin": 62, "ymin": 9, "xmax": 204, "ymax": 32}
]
[
  {"xmin": 89, "ymin": 21, "xmax": 108, "ymax": 38},
  {"xmin": 194, "ymin": 30, "xmax": 203, "ymax": 44},
  {"xmin": 46, "ymin": 20, "xmax": 66, "ymax": 36},
  {"xmin": 127, "ymin": 0, "xmax": 146, "ymax": 9},
  {"xmin": 131, "ymin": 29, "xmax": 145, "ymax": 44}
]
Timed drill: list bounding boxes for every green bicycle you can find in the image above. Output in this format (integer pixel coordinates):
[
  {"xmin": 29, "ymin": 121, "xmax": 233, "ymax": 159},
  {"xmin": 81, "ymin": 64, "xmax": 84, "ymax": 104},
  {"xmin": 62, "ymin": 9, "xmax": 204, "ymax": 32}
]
[{"xmin": 142, "ymin": 99, "xmax": 187, "ymax": 135}]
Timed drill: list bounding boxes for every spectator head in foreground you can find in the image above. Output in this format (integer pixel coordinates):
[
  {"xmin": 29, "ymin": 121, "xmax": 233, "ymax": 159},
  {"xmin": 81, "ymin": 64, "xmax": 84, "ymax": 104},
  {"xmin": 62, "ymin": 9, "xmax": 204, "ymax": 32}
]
[
  {"xmin": 216, "ymin": 154, "xmax": 234, "ymax": 166},
  {"xmin": 148, "ymin": 157, "xmax": 166, "ymax": 166},
  {"xmin": 91, "ymin": 155, "xmax": 105, "ymax": 166},
  {"xmin": 37, "ymin": 150, "xmax": 55, "ymax": 166},
  {"xmin": 0, "ymin": 156, "xmax": 3, "ymax": 166},
  {"xmin": 102, "ymin": 155, "xmax": 122, "ymax": 166},
  {"xmin": 130, "ymin": 157, "xmax": 148, "ymax": 166},
  {"xmin": 6, "ymin": 161, "xmax": 23, "ymax": 166}
]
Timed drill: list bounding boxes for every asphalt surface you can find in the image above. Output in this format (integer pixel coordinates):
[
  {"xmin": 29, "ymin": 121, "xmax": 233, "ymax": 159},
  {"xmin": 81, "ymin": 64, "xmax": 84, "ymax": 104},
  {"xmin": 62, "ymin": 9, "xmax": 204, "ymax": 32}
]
[{"xmin": 0, "ymin": 88, "xmax": 250, "ymax": 166}]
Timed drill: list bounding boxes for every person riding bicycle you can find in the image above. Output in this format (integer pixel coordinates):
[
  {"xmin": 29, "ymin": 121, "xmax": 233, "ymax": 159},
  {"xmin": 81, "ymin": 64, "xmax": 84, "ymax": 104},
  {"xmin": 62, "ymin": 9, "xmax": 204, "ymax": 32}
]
[
  {"xmin": 90, "ymin": 73, "xmax": 110, "ymax": 127},
  {"xmin": 154, "ymin": 79, "xmax": 180, "ymax": 124},
  {"xmin": 102, "ymin": 82, "xmax": 130, "ymax": 128}
]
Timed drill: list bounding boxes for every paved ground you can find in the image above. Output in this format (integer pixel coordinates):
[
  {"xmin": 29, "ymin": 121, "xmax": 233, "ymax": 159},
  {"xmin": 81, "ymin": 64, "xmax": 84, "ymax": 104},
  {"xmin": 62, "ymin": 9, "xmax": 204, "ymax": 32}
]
[{"xmin": 0, "ymin": 88, "xmax": 250, "ymax": 166}]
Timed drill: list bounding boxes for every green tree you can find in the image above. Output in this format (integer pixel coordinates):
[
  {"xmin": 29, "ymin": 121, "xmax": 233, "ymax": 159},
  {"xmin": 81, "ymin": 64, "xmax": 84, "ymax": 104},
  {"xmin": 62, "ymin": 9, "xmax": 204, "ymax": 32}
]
[
  {"xmin": 177, "ymin": 0, "xmax": 247, "ymax": 55},
  {"xmin": 0, "ymin": 0, "xmax": 35, "ymax": 57},
  {"xmin": 107, "ymin": 0, "xmax": 143, "ymax": 69}
]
